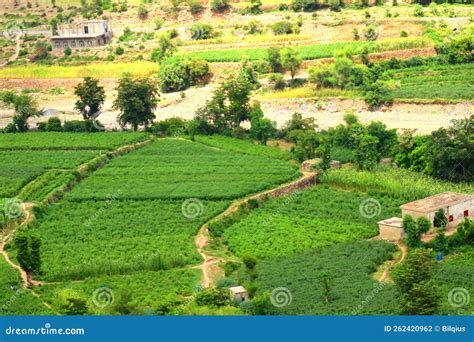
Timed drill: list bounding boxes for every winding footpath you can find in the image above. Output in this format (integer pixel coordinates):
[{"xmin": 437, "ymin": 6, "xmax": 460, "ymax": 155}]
[
  {"xmin": 194, "ymin": 161, "xmax": 318, "ymax": 288},
  {"xmin": 378, "ymin": 242, "xmax": 407, "ymax": 283}
]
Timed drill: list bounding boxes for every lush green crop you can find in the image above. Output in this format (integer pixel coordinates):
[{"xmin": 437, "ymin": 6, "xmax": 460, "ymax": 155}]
[
  {"xmin": 223, "ymin": 185, "xmax": 401, "ymax": 258},
  {"xmin": 66, "ymin": 139, "xmax": 299, "ymax": 201},
  {"xmin": 0, "ymin": 132, "xmax": 148, "ymax": 150},
  {"xmin": 185, "ymin": 38, "xmax": 431, "ymax": 62},
  {"xmin": 195, "ymin": 135, "xmax": 293, "ymax": 160},
  {"xmin": 388, "ymin": 63, "xmax": 474, "ymax": 100},
  {"xmin": 433, "ymin": 245, "xmax": 474, "ymax": 315},
  {"xmin": 36, "ymin": 268, "xmax": 201, "ymax": 315},
  {"xmin": 0, "ymin": 150, "xmax": 100, "ymax": 198},
  {"xmin": 0, "ymin": 258, "xmax": 52, "ymax": 315},
  {"xmin": 35, "ymin": 199, "xmax": 229, "ymax": 281},
  {"xmin": 258, "ymin": 240, "xmax": 400, "ymax": 315},
  {"xmin": 321, "ymin": 167, "xmax": 474, "ymax": 201}
]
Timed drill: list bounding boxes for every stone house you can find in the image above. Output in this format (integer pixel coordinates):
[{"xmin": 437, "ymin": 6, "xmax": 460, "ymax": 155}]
[
  {"xmin": 229, "ymin": 286, "xmax": 248, "ymax": 302},
  {"xmin": 378, "ymin": 192, "xmax": 474, "ymax": 241},
  {"xmin": 51, "ymin": 20, "xmax": 113, "ymax": 50}
]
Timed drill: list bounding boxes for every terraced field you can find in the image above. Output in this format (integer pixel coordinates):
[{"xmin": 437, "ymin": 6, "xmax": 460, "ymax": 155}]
[{"xmin": 388, "ymin": 63, "xmax": 474, "ymax": 100}]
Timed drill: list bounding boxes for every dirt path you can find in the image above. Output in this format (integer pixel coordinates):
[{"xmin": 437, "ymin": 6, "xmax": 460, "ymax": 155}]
[
  {"xmin": 378, "ymin": 242, "xmax": 407, "ymax": 283},
  {"xmin": 0, "ymin": 38, "xmax": 22, "ymax": 68},
  {"xmin": 194, "ymin": 161, "xmax": 317, "ymax": 288}
]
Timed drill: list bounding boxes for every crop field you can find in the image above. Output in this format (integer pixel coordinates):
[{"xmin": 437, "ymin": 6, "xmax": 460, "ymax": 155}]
[
  {"xmin": 223, "ymin": 184, "xmax": 401, "ymax": 258},
  {"xmin": 0, "ymin": 258, "xmax": 52, "ymax": 315},
  {"xmin": 194, "ymin": 135, "xmax": 293, "ymax": 160},
  {"xmin": 0, "ymin": 150, "xmax": 99, "ymax": 198},
  {"xmin": 258, "ymin": 240, "xmax": 400, "ymax": 315},
  {"xmin": 321, "ymin": 167, "xmax": 474, "ymax": 200},
  {"xmin": 66, "ymin": 139, "xmax": 299, "ymax": 201},
  {"xmin": 36, "ymin": 268, "xmax": 202, "ymax": 314},
  {"xmin": 36, "ymin": 199, "xmax": 229, "ymax": 281},
  {"xmin": 185, "ymin": 38, "xmax": 431, "ymax": 62},
  {"xmin": 0, "ymin": 62, "xmax": 159, "ymax": 79},
  {"xmin": 388, "ymin": 63, "xmax": 474, "ymax": 100},
  {"xmin": 0, "ymin": 132, "xmax": 147, "ymax": 150}
]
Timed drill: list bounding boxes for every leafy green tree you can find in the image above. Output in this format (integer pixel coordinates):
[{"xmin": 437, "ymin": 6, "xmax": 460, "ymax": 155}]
[
  {"xmin": 280, "ymin": 47, "xmax": 302, "ymax": 80},
  {"xmin": 62, "ymin": 297, "xmax": 88, "ymax": 315},
  {"xmin": 403, "ymin": 215, "xmax": 419, "ymax": 248},
  {"xmin": 1, "ymin": 93, "xmax": 44, "ymax": 132},
  {"xmin": 114, "ymin": 75, "xmax": 159, "ymax": 131},
  {"xmin": 150, "ymin": 34, "xmax": 176, "ymax": 62},
  {"xmin": 195, "ymin": 288, "xmax": 230, "ymax": 307},
  {"xmin": 354, "ymin": 134, "xmax": 379, "ymax": 170},
  {"xmin": 367, "ymin": 121, "xmax": 397, "ymax": 158},
  {"xmin": 210, "ymin": 0, "xmax": 229, "ymax": 12},
  {"xmin": 74, "ymin": 77, "xmax": 105, "ymax": 120},
  {"xmin": 195, "ymin": 69, "xmax": 255, "ymax": 133},
  {"xmin": 267, "ymin": 47, "xmax": 283, "ymax": 72},
  {"xmin": 249, "ymin": 103, "xmax": 276, "ymax": 145},
  {"xmin": 392, "ymin": 248, "xmax": 441, "ymax": 315},
  {"xmin": 15, "ymin": 230, "xmax": 41, "ymax": 287}
]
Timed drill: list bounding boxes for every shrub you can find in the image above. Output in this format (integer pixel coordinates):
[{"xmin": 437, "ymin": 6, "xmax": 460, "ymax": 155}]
[
  {"xmin": 154, "ymin": 18, "xmax": 164, "ymax": 30},
  {"xmin": 400, "ymin": 30, "xmax": 408, "ymax": 38},
  {"xmin": 187, "ymin": 0, "xmax": 203, "ymax": 13},
  {"xmin": 292, "ymin": 0, "xmax": 319, "ymax": 12},
  {"xmin": 158, "ymin": 58, "xmax": 211, "ymax": 93},
  {"xmin": 137, "ymin": 5, "xmax": 148, "ymax": 19},
  {"xmin": 190, "ymin": 22, "xmax": 214, "ymax": 40},
  {"xmin": 268, "ymin": 73, "xmax": 286, "ymax": 90},
  {"xmin": 210, "ymin": 0, "xmax": 229, "ymax": 12},
  {"xmin": 271, "ymin": 21, "xmax": 294, "ymax": 35},
  {"xmin": 194, "ymin": 288, "xmax": 230, "ymax": 307},
  {"xmin": 413, "ymin": 5, "xmax": 424, "ymax": 17},
  {"xmin": 37, "ymin": 117, "xmax": 62, "ymax": 132},
  {"xmin": 64, "ymin": 47, "xmax": 72, "ymax": 56},
  {"xmin": 115, "ymin": 46, "xmax": 124, "ymax": 55},
  {"xmin": 149, "ymin": 117, "xmax": 188, "ymax": 137},
  {"xmin": 267, "ymin": 46, "xmax": 283, "ymax": 72}
]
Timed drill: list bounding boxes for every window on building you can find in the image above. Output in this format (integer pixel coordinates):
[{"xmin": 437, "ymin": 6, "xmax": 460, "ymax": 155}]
[
  {"xmin": 55, "ymin": 41, "xmax": 60, "ymax": 48},
  {"xmin": 63, "ymin": 41, "xmax": 68, "ymax": 47},
  {"xmin": 464, "ymin": 210, "xmax": 469, "ymax": 217},
  {"xmin": 87, "ymin": 40, "xmax": 92, "ymax": 46},
  {"xmin": 448, "ymin": 215, "xmax": 454, "ymax": 222},
  {"xmin": 71, "ymin": 41, "xmax": 76, "ymax": 47},
  {"xmin": 79, "ymin": 41, "xmax": 84, "ymax": 47},
  {"xmin": 84, "ymin": 26, "xmax": 89, "ymax": 34}
]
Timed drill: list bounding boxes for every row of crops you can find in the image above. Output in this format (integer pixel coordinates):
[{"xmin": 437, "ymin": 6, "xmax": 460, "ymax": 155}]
[
  {"xmin": 185, "ymin": 38, "xmax": 431, "ymax": 62},
  {"xmin": 0, "ymin": 133, "xmax": 149, "ymax": 200},
  {"xmin": 66, "ymin": 139, "xmax": 299, "ymax": 201},
  {"xmin": 388, "ymin": 63, "xmax": 474, "ymax": 100}
]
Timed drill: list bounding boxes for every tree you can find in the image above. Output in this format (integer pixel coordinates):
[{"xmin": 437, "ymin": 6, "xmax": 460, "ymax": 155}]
[
  {"xmin": 354, "ymin": 134, "xmax": 379, "ymax": 170},
  {"xmin": 392, "ymin": 249, "xmax": 441, "ymax": 315},
  {"xmin": 403, "ymin": 215, "xmax": 419, "ymax": 248},
  {"xmin": 1, "ymin": 93, "xmax": 44, "ymax": 132},
  {"xmin": 15, "ymin": 230, "xmax": 41, "ymax": 287},
  {"xmin": 195, "ymin": 69, "xmax": 255, "ymax": 133},
  {"xmin": 280, "ymin": 47, "xmax": 302, "ymax": 80},
  {"xmin": 114, "ymin": 75, "xmax": 159, "ymax": 131},
  {"xmin": 159, "ymin": 57, "xmax": 211, "ymax": 93},
  {"xmin": 267, "ymin": 47, "xmax": 283, "ymax": 73},
  {"xmin": 249, "ymin": 103, "xmax": 276, "ymax": 145},
  {"xmin": 150, "ymin": 34, "xmax": 176, "ymax": 62},
  {"xmin": 74, "ymin": 77, "xmax": 105, "ymax": 120},
  {"xmin": 433, "ymin": 208, "xmax": 447, "ymax": 230}
]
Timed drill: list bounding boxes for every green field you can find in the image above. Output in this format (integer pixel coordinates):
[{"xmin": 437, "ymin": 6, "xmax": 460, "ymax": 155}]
[
  {"xmin": 185, "ymin": 38, "xmax": 431, "ymax": 62},
  {"xmin": 258, "ymin": 240, "xmax": 400, "ymax": 315},
  {"xmin": 66, "ymin": 139, "xmax": 299, "ymax": 201},
  {"xmin": 388, "ymin": 63, "xmax": 474, "ymax": 100}
]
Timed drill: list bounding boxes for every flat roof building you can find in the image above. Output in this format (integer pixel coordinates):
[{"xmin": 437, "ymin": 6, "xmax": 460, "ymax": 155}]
[{"xmin": 51, "ymin": 20, "xmax": 112, "ymax": 50}]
